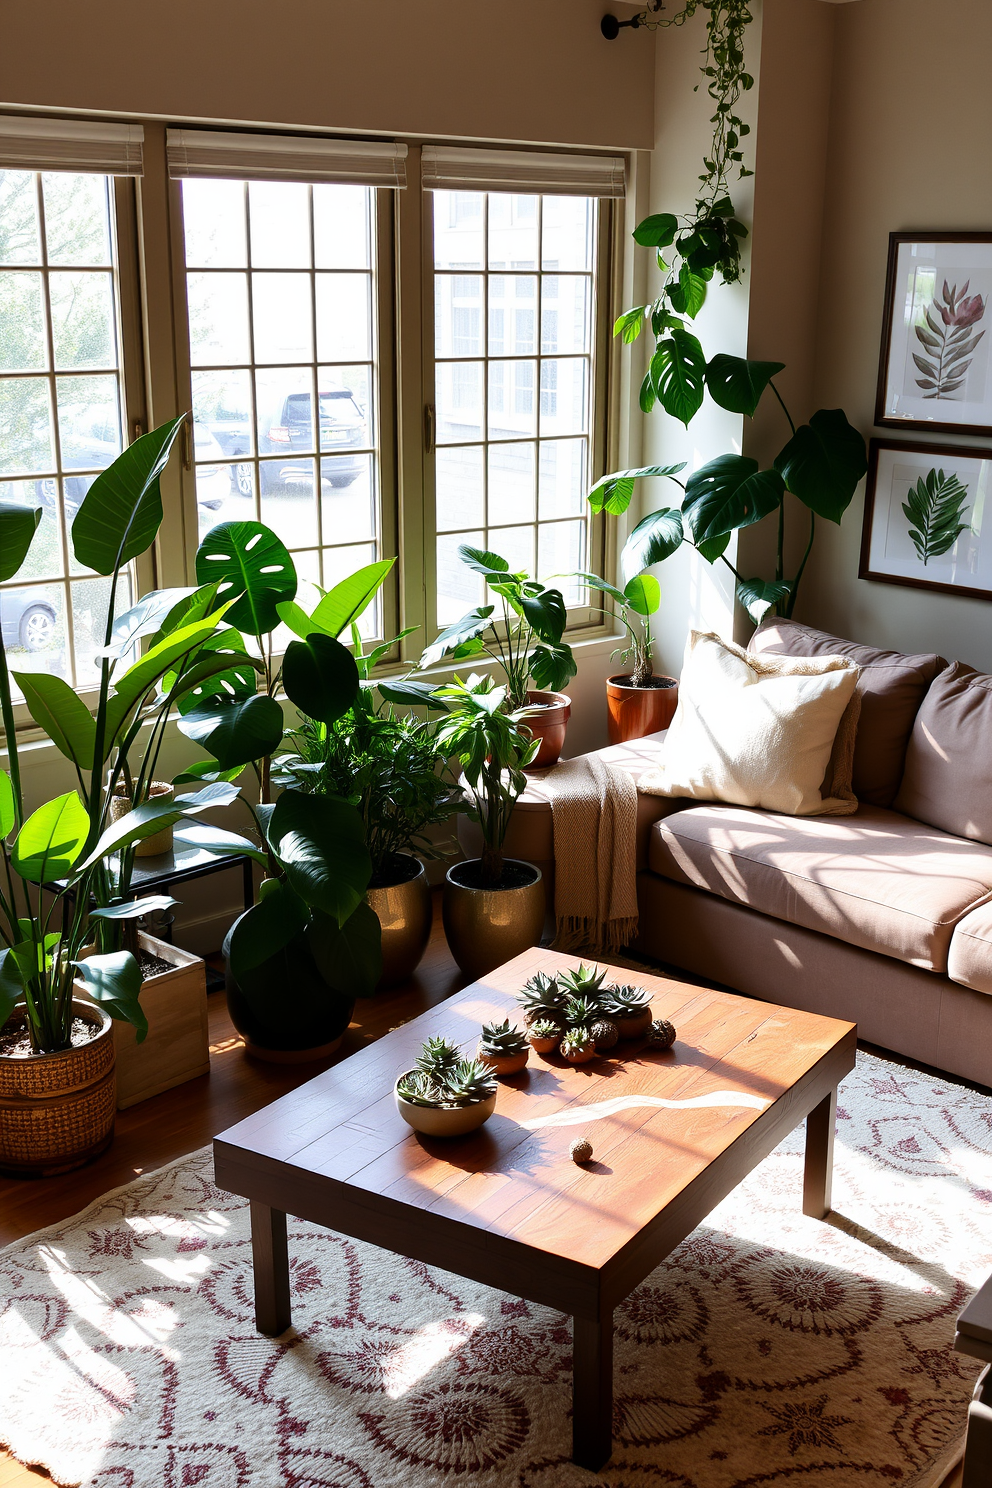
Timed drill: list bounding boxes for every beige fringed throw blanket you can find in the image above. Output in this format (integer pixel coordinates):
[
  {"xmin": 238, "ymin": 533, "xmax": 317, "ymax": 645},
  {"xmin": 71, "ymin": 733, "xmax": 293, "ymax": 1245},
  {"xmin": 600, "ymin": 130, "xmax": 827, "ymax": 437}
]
[{"xmin": 543, "ymin": 753, "xmax": 638, "ymax": 954}]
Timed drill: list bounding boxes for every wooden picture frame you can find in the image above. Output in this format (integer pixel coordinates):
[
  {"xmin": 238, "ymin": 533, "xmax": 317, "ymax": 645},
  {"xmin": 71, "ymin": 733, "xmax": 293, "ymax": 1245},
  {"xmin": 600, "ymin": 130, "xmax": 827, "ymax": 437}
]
[
  {"xmin": 875, "ymin": 231, "xmax": 992, "ymax": 437},
  {"xmin": 860, "ymin": 437, "xmax": 992, "ymax": 600}
]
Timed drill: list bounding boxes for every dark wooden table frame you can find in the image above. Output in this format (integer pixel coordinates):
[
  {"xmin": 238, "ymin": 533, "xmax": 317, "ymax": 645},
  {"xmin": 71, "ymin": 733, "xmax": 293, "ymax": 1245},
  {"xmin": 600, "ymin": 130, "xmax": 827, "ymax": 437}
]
[{"xmin": 215, "ymin": 953, "xmax": 855, "ymax": 1472}]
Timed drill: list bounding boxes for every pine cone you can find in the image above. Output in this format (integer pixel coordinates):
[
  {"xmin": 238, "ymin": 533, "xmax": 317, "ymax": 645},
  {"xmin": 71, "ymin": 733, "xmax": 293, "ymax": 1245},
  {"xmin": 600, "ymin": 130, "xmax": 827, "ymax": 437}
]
[
  {"xmin": 590, "ymin": 1018, "xmax": 619, "ymax": 1051},
  {"xmin": 648, "ymin": 1018, "xmax": 676, "ymax": 1050},
  {"xmin": 570, "ymin": 1138, "xmax": 594, "ymax": 1164}
]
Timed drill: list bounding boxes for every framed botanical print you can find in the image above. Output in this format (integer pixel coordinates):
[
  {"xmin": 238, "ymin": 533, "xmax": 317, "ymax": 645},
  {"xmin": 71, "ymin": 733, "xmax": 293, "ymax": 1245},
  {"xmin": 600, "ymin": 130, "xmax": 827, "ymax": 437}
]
[
  {"xmin": 860, "ymin": 438, "xmax": 992, "ymax": 599},
  {"xmin": 875, "ymin": 232, "xmax": 992, "ymax": 436}
]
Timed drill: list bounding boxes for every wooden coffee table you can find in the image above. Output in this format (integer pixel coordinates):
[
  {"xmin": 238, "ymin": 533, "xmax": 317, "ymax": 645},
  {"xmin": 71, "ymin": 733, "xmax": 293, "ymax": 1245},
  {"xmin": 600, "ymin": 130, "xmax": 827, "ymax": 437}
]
[{"xmin": 214, "ymin": 948, "xmax": 856, "ymax": 1470}]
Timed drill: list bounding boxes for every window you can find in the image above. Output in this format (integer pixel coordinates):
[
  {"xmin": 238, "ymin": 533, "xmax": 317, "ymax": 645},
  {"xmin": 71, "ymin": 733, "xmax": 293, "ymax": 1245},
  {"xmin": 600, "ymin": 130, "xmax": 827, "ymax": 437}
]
[
  {"xmin": 431, "ymin": 189, "xmax": 600, "ymax": 625},
  {"xmin": 180, "ymin": 177, "xmax": 385, "ymax": 633},
  {"xmin": 0, "ymin": 168, "xmax": 132, "ymax": 695}
]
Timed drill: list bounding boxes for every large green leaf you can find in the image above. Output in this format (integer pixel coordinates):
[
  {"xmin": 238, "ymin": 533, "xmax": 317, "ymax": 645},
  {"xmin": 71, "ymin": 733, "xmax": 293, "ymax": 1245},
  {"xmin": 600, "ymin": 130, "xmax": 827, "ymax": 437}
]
[
  {"xmin": 12, "ymin": 792, "xmax": 89, "ymax": 883},
  {"xmin": 683, "ymin": 457, "xmax": 785, "ymax": 544},
  {"xmin": 228, "ymin": 881, "xmax": 310, "ymax": 982},
  {"xmin": 705, "ymin": 354, "xmax": 785, "ymax": 417},
  {"xmin": 178, "ymin": 693, "xmax": 284, "ymax": 770},
  {"xmin": 0, "ymin": 947, "xmax": 23, "ymax": 1024},
  {"xmin": 71, "ymin": 418, "xmax": 185, "ymax": 575},
  {"xmin": 12, "ymin": 673, "xmax": 96, "ymax": 770},
  {"xmin": 587, "ymin": 464, "xmax": 686, "ymax": 517},
  {"xmin": 108, "ymin": 611, "xmax": 232, "ymax": 732},
  {"xmin": 623, "ymin": 573, "xmax": 661, "ymax": 617},
  {"xmin": 651, "ymin": 330, "xmax": 706, "ymax": 426},
  {"xmin": 697, "ymin": 531, "xmax": 731, "ymax": 564},
  {"xmin": 309, "ymin": 558, "xmax": 395, "ymax": 638},
  {"xmin": 774, "ymin": 408, "xmax": 868, "ymax": 521},
  {"xmin": 736, "ymin": 577, "xmax": 793, "ymax": 626},
  {"xmin": 0, "ymin": 771, "xmax": 14, "ymax": 839},
  {"xmin": 101, "ymin": 587, "xmax": 195, "ymax": 660},
  {"xmin": 668, "ymin": 264, "xmax": 708, "ymax": 318},
  {"xmin": 195, "ymin": 521, "xmax": 297, "ymax": 635},
  {"xmin": 517, "ymin": 586, "xmax": 566, "ymax": 645},
  {"xmin": 420, "ymin": 606, "xmax": 494, "ymax": 669},
  {"xmin": 170, "ymin": 631, "xmax": 261, "ymax": 715},
  {"xmin": 376, "ymin": 678, "xmax": 449, "ymax": 712},
  {"xmin": 528, "ymin": 641, "xmax": 577, "ymax": 693},
  {"xmin": 458, "ymin": 545, "xmax": 514, "ymax": 579},
  {"xmin": 89, "ymin": 894, "xmax": 178, "ymax": 921},
  {"xmin": 282, "ymin": 633, "xmax": 360, "ymax": 725},
  {"xmin": 633, "ymin": 213, "xmax": 678, "ymax": 249},
  {"xmin": 72, "ymin": 951, "xmax": 148, "ymax": 1044},
  {"xmin": 307, "ymin": 902, "xmax": 382, "ymax": 998},
  {"xmin": 573, "ymin": 571, "xmax": 627, "ymax": 607},
  {"xmin": 0, "ymin": 502, "xmax": 41, "ymax": 582},
  {"xmin": 171, "ymin": 820, "xmax": 267, "ymax": 864},
  {"xmin": 74, "ymin": 782, "xmax": 241, "ymax": 873},
  {"xmin": 268, "ymin": 789, "xmax": 370, "ymax": 925},
  {"xmin": 621, "ymin": 507, "xmax": 684, "ymax": 584}
]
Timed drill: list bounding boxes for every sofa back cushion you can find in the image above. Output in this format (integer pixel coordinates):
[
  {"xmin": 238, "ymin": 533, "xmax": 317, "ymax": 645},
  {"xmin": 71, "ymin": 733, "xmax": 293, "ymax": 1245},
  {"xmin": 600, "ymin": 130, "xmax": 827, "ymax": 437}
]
[
  {"xmin": 750, "ymin": 618, "xmax": 945, "ymax": 807},
  {"xmin": 895, "ymin": 662, "xmax": 992, "ymax": 843}
]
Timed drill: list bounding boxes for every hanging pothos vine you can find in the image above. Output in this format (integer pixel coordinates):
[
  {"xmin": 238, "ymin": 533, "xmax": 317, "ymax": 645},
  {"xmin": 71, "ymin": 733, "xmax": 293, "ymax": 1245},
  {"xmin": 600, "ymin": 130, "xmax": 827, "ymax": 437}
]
[{"xmin": 592, "ymin": 0, "xmax": 868, "ymax": 633}]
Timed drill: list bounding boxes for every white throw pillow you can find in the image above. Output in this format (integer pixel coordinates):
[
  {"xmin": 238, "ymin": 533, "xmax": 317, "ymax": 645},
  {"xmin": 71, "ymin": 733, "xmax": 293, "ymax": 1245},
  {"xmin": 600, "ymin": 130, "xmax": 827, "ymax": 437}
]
[{"xmin": 638, "ymin": 630, "xmax": 861, "ymax": 816}]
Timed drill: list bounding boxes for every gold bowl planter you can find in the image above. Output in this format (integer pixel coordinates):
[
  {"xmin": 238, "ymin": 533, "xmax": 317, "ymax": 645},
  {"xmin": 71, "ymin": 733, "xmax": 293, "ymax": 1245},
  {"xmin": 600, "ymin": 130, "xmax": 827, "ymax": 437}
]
[
  {"xmin": 442, "ymin": 859, "xmax": 545, "ymax": 981},
  {"xmin": 0, "ymin": 1000, "xmax": 116, "ymax": 1177},
  {"xmin": 366, "ymin": 855, "xmax": 432, "ymax": 988}
]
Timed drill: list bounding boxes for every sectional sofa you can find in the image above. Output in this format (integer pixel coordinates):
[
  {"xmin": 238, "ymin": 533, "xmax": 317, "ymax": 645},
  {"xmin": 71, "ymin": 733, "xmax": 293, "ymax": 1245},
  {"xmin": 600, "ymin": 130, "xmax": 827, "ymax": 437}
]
[{"xmin": 463, "ymin": 620, "xmax": 992, "ymax": 1089}]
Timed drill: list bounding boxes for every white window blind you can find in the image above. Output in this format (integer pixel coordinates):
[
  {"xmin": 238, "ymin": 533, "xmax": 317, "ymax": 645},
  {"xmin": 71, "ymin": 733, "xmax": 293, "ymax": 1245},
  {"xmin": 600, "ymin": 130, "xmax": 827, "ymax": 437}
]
[
  {"xmin": 0, "ymin": 115, "xmax": 144, "ymax": 175},
  {"xmin": 166, "ymin": 130, "xmax": 408, "ymax": 188},
  {"xmin": 421, "ymin": 146, "xmax": 625, "ymax": 199}
]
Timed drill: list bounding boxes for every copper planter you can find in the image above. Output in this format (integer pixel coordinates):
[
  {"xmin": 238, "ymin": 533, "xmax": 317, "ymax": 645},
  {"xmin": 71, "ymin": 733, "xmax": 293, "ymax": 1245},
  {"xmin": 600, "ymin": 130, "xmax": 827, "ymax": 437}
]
[
  {"xmin": 0, "ymin": 1000, "xmax": 116, "ymax": 1177},
  {"xmin": 443, "ymin": 859, "xmax": 545, "ymax": 980},
  {"xmin": 522, "ymin": 690, "xmax": 571, "ymax": 769},
  {"xmin": 367, "ymin": 855, "xmax": 433, "ymax": 988},
  {"xmin": 606, "ymin": 674, "xmax": 678, "ymax": 745}
]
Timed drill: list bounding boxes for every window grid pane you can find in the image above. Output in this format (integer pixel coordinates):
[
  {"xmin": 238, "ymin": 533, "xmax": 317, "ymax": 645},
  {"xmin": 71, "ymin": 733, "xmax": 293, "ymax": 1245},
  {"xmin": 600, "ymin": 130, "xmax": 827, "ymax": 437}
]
[
  {"xmin": 183, "ymin": 179, "xmax": 383, "ymax": 637},
  {"xmin": 0, "ymin": 169, "xmax": 128, "ymax": 697},
  {"xmin": 433, "ymin": 191, "xmax": 596, "ymax": 612}
]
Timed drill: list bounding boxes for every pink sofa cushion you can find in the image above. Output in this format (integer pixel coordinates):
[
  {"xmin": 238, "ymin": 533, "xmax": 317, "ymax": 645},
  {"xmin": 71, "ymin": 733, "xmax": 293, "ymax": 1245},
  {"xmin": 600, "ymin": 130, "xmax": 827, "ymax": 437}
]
[
  {"xmin": 649, "ymin": 803, "xmax": 992, "ymax": 972},
  {"xmin": 749, "ymin": 618, "xmax": 944, "ymax": 808},
  {"xmin": 948, "ymin": 901, "xmax": 992, "ymax": 996},
  {"xmin": 895, "ymin": 662, "xmax": 992, "ymax": 845}
]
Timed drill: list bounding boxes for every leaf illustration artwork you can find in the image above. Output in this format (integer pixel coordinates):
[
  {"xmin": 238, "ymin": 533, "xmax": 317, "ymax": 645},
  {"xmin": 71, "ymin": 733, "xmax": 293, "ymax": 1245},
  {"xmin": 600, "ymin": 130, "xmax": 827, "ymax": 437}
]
[
  {"xmin": 902, "ymin": 467, "xmax": 971, "ymax": 565},
  {"xmin": 913, "ymin": 278, "xmax": 986, "ymax": 400}
]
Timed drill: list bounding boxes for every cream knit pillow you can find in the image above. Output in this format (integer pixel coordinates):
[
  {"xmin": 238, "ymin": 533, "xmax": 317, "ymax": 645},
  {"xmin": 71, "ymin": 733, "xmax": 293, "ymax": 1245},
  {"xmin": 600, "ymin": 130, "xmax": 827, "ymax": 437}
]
[{"xmin": 639, "ymin": 630, "xmax": 861, "ymax": 816}]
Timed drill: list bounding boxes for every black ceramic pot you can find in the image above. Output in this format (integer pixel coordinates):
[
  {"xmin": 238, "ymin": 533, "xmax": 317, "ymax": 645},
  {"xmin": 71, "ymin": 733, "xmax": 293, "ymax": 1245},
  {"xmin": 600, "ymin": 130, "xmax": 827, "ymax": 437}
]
[{"xmin": 222, "ymin": 916, "xmax": 355, "ymax": 1063}]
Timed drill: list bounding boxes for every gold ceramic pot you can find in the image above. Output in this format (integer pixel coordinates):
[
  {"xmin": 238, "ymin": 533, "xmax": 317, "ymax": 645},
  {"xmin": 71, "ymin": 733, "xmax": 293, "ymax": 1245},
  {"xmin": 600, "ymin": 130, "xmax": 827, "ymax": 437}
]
[
  {"xmin": 0, "ymin": 1000, "xmax": 116, "ymax": 1177},
  {"xmin": 443, "ymin": 858, "xmax": 545, "ymax": 981},
  {"xmin": 367, "ymin": 855, "xmax": 432, "ymax": 988}
]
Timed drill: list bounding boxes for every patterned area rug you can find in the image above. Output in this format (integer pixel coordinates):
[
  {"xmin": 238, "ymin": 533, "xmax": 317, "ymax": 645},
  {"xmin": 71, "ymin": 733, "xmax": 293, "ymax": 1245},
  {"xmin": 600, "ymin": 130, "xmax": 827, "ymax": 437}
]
[{"xmin": 1, "ymin": 1051, "xmax": 988, "ymax": 1488}]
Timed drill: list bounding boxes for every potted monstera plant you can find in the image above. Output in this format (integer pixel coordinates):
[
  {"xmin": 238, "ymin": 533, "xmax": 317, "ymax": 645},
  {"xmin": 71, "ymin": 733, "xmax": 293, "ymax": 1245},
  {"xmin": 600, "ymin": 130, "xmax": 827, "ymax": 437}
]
[
  {"xmin": 574, "ymin": 568, "xmax": 678, "ymax": 743},
  {"xmin": 420, "ymin": 546, "xmax": 576, "ymax": 768},
  {"xmin": 175, "ymin": 521, "xmax": 383, "ymax": 1059},
  {"xmin": 0, "ymin": 419, "xmax": 263, "ymax": 1173}
]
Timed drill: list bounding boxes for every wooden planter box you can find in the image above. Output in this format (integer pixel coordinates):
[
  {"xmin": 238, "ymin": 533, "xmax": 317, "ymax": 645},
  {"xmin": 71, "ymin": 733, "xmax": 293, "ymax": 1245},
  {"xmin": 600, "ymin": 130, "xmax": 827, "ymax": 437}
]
[{"xmin": 77, "ymin": 933, "xmax": 209, "ymax": 1110}]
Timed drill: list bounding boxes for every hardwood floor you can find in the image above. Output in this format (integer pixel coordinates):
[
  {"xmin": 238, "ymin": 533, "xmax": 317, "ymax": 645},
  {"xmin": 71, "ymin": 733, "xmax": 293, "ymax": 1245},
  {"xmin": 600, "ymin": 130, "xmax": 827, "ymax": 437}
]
[{"xmin": 0, "ymin": 892, "xmax": 468, "ymax": 1486}]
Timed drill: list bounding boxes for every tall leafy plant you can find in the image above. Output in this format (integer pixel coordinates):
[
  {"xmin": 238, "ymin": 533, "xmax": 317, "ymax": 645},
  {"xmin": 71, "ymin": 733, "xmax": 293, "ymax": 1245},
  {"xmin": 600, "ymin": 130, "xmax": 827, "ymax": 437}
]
[{"xmin": 0, "ymin": 420, "xmax": 264, "ymax": 1054}]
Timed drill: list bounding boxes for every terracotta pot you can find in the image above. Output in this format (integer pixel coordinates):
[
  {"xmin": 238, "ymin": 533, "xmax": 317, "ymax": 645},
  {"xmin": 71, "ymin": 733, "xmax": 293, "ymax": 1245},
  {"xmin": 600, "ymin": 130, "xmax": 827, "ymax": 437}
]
[
  {"xmin": 521, "ymin": 690, "xmax": 571, "ymax": 769},
  {"xmin": 110, "ymin": 781, "xmax": 175, "ymax": 857},
  {"xmin": 562, "ymin": 1040, "xmax": 598, "ymax": 1065},
  {"xmin": 0, "ymin": 1000, "xmax": 116, "ymax": 1177},
  {"xmin": 612, "ymin": 1007, "xmax": 653, "ymax": 1040},
  {"xmin": 394, "ymin": 1081, "xmax": 497, "ymax": 1137},
  {"xmin": 366, "ymin": 855, "xmax": 432, "ymax": 988},
  {"xmin": 527, "ymin": 1031, "xmax": 560, "ymax": 1054},
  {"xmin": 606, "ymin": 674, "xmax": 678, "ymax": 745},
  {"xmin": 478, "ymin": 1046, "xmax": 529, "ymax": 1076},
  {"xmin": 442, "ymin": 859, "xmax": 545, "ymax": 981}
]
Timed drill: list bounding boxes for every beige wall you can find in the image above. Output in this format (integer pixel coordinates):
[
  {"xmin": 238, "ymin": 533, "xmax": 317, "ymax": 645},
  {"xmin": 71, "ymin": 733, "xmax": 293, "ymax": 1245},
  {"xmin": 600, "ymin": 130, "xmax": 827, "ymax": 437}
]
[
  {"xmin": 801, "ymin": 0, "xmax": 992, "ymax": 669},
  {"xmin": 0, "ymin": 0, "xmax": 654, "ymax": 151}
]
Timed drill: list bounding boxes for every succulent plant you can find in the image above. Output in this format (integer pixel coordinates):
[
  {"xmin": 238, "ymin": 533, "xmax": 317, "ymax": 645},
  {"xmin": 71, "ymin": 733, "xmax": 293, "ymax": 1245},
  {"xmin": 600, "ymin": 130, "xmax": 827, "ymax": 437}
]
[
  {"xmin": 647, "ymin": 1017, "xmax": 677, "ymax": 1050},
  {"xmin": 559, "ymin": 963, "xmax": 609, "ymax": 1001},
  {"xmin": 445, "ymin": 1058, "xmax": 498, "ymax": 1106},
  {"xmin": 416, "ymin": 1035, "xmax": 461, "ymax": 1077},
  {"xmin": 480, "ymin": 1019, "xmax": 529, "ymax": 1056},
  {"xmin": 561, "ymin": 1025, "xmax": 595, "ymax": 1058},
  {"xmin": 517, "ymin": 971, "xmax": 567, "ymax": 1025},
  {"xmin": 601, "ymin": 983, "xmax": 652, "ymax": 1017},
  {"xmin": 396, "ymin": 1069, "xmax": 445, "ymax": 1107},
  {"xmin": 527, "ymin": 1017, "xmax": 561, "ymax": 1042},
  {"xmin": 563, "ymin": 994, "xmax": 603, "ymax": 1029},
  {"xmin": 590, "ymin": 1018, "xmax": 619, "ymax": 1051}
]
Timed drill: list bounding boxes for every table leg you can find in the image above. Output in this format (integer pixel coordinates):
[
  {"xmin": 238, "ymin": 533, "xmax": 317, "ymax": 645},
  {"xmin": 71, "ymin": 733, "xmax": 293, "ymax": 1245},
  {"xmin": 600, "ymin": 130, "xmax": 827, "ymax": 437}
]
[
  {"xmin": 572, "ymin": 1310, "xmax": 613, "ymax": 1470},
  {"xmin": 250, "ymin": 1200, "xmax": 291, "ymax": 1335},
  {"xmin": 803, "ymin": 1088, "xmax": 837, "ymax": 1219}
]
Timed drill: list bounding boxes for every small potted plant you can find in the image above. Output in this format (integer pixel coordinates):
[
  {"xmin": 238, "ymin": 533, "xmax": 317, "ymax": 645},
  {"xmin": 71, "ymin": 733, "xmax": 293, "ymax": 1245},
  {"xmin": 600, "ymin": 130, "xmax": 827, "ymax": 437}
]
[
  {"xmin": 577, "ymin": 570, "xmax": 678, "ymax": 744},
  {"xmin": 394, "ymin": 1035, "xmax": 498, "ymax": 1137},
  {"xmin": 478, "ymin": 1019, "xmax": 529, "ymax": 1076},
  {"xmin": 421, "ymin": 546, "xmax": 577, "ymax": 768},
  {"xmin": 434, "ymin": 674, "xmax": 545, "ymax": 980},
  {"xmin": 560, "ymin": 1025, "xmax": 598, "ymax": 1065},
  {"xmin": 601, "ymin": 983, "xmax": 654, "ymax": 1039},
  {"xmin": 526, "ymin": 1018, "xmax": 562, "ymax": 1055},
  {"xmin": 517, "ymin": 970, "xmax": 568, "ymax": 1030}
]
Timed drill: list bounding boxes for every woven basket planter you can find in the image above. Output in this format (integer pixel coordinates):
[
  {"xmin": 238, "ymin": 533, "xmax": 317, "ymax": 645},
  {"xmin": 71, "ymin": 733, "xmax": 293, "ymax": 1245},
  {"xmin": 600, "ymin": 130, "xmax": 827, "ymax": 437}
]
[{"xmin": 0, "ymin": 1000, "xmax": 116, "ymax": 1177}]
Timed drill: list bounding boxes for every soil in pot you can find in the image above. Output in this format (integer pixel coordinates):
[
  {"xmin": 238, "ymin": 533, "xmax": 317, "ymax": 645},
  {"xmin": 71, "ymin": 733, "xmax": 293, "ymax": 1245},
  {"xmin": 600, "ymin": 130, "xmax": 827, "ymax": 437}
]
[
  {"xmin": 137, "ymin": 947, "xmax": 174, "ymax": 978},
  {"xmin": 606, "ymin": 673, "xmax": 679, "ymax": 745},
  {"xmin": 0, "ymin": 1015, "xmax": 98, "ymax": 1059},
  {"xmin": 448, "ymin": 859, "xmax": 537, "ymax": 891}
]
